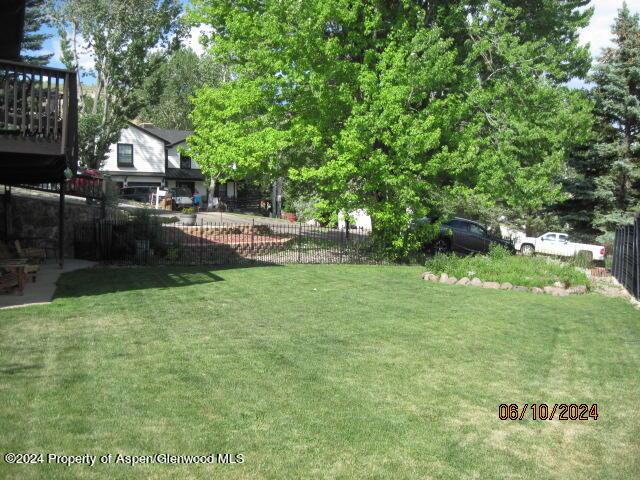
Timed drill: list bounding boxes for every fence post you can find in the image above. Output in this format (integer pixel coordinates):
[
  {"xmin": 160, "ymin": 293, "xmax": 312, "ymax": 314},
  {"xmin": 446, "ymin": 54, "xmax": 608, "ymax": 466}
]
[
  {"xmin": 635, "ymin": 215, "xmax": 640, "ymax": 299},
  {"xmin": 625, "ymin": 226, "xmax": 631, "ymax": 291},
  {"xmin": 199, "ymin": 218, "xmax": 203, "ymax": 265},
  {"xmin": 100, "ymin": 178, "xmax": 107, "ymax": 219},
  {"xmin": 612, "ymin": 228, "xmax": 617, "ymax": 278},
  {"xmin": 297, "ymin": 222, "xmax": 302, "ymax": 263}
]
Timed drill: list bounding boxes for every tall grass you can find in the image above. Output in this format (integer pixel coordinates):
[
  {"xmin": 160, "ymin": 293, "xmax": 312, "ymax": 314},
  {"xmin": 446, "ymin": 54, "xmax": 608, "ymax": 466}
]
[{"xmin": 426, "ymin": 245, "xmax": 589, "ymax": 288}]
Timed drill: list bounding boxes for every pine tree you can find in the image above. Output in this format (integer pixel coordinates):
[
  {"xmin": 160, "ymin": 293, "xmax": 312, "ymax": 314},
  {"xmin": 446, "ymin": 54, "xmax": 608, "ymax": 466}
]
[
  {"xmin": 20, "ymin": 0, "xmax": 53, "ymax": 66},
  {"xmin": 590, "ymin": 3, "xmax": 640, "ymax": 242},
  {"xmin": 556, "ymin": 135, "xmax": 608, "ymax": 240}
]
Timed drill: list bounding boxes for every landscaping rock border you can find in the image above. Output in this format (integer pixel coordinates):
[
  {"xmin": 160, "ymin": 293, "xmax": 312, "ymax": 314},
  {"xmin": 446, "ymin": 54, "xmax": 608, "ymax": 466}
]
[{"xmin": 420, "ymin": 272, "xmax": 588, "ymax": 296}]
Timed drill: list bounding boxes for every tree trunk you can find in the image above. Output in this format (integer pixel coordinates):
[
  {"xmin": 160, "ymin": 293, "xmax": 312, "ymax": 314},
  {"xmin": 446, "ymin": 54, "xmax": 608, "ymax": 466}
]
[
  {"xmin": 271, "ymin": 178, "xmax": 283, "ymax": 218},
  {"xmin": 207, "ymin": 176, "xmax": 217, "ymax": 211}
]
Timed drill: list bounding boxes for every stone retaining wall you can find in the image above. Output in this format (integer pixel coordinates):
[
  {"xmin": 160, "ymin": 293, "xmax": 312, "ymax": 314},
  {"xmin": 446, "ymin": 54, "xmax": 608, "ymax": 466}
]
[{"xmin": 0, "ymin": 189, "xmax": 120, "ymax": 257}]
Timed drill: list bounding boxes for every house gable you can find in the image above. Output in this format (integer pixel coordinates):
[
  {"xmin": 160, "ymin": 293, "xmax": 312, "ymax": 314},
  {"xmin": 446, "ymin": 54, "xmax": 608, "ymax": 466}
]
[{"xmin": 103, "ymin": 125, "xmax": 167, "ymax": 174}]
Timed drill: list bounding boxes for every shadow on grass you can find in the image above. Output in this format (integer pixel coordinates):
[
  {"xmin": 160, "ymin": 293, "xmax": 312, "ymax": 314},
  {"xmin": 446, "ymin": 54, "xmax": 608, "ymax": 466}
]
[
  {"xmin": 0, "ymin": 363, "xmax": 44, "ymax": 375},
  {"xmin": 53, "ymin": 263, "xmax": 283, "ymax": 299}
]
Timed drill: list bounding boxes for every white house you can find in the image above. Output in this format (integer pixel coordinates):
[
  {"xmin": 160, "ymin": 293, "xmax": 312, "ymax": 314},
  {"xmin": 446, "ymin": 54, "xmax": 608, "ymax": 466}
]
[{"xmin": 102, "ymin": 122, "xmax": 206, "ymax": 195}]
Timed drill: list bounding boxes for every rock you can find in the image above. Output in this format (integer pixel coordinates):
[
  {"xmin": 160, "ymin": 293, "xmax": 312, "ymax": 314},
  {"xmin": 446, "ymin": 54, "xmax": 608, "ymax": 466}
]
[
  {"xmin": 567, "ymin": 285, "xmax": 587, "ymax": 295},
  {"xmin": 553, "ymin": 281, "xmax": 566, "ymax": 289},
  {"xmin": 604, "ymin": 287, "xmax": 632, "ymax": 298},
  {"xmin": 446, "ymin": 276, "xmax": 458, "ymax": 285},
  {"xmin": 439, "ymin": 273, "xmax": 449, "ymax": 283},
  {"xmin": 470, "ymin": 277, "xmax": 483, "ymax": 287},
  {"xmin": 513, "ymin": 286, "xmax": 529, "ymax": 292},
  {"xmin": 456, "ymin": 277, "xmax": 470, "ymax": 286},
  {"xmin": 545, "ymin": 286, "xmax": 568, "ymax": 296},
  {"xmin": 531, "ymin": 287, "xmax": 543, "ymax": 294},
  {"xmin": 500, "ymin": 282, "xmax": 513, "ymax": 290},
  {"xmin": 423, "ymin": 273, "xmax": 439, "ymax": 282},
  {"xmin": 421, "ymin": 272, "xmax": 432, "ymax": 279},
  {"xmin": 482, "ymin": 281, "xmax": 501, "ymax": 289}
]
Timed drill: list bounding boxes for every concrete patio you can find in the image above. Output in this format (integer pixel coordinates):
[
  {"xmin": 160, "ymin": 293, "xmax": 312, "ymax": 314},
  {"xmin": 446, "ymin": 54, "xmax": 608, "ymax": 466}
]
[{"xmin": 0, "ymin": 259, "xmax": 96, "ymax": 309}]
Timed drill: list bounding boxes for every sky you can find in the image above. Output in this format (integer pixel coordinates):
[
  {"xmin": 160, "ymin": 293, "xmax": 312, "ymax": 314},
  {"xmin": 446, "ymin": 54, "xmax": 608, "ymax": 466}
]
[
  {"xmin": 37, "ymin": 0, "xmax": 636, "ymax": 86},
  {"xmin": 579, "ymin": 0, "xmax": 631, "ymax": 58}
]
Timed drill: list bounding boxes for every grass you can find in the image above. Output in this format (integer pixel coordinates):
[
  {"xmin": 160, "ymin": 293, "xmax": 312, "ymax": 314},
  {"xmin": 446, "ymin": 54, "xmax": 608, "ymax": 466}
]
[
  {"xmin": 426, "ymin": 248, "xmax": 590, "ymax": 288},
  {"xmin": 1, "ymin": 264, "xmax": 639, "ymax": 479}
]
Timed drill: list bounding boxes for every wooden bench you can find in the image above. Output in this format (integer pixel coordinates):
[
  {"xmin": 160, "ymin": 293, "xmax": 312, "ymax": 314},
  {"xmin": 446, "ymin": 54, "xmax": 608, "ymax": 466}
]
[{"xmin": 0, "ymin": 266, "xmax": 24, "ymax": 295}]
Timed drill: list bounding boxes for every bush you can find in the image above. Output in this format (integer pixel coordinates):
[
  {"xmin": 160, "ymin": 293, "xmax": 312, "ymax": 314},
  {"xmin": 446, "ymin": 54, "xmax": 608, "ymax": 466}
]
[
  {"xmin": 425, "ymin": 245, "xmax": 589, "ymax": 288},
  {"xmin": 570, "ymin": 250, "xmax": 594, "ymax": 269},
  {"xmin": 488, "ymin": 244, "xmax": 511, "ymax": 261}
]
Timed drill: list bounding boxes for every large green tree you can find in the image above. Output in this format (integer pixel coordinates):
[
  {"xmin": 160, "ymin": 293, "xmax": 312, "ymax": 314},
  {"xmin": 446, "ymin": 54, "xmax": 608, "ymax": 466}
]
[
  {"xmin": 137, "ymin": 48, "xmax": 227, "ymax": 130},
  {"xmin": 20, "ymin": 0, "xmax": 54, "ymax": 65},
  {"xmin": 588, "ymin": 3, "xmax": 640, "ymax": 242},
  {"xmin": 53, "ymin": 0, "xmax": 183, "ymax": 168},
  {"xmin": 188, "ymin": 0, "xmax": 592, "ymax": 248}
]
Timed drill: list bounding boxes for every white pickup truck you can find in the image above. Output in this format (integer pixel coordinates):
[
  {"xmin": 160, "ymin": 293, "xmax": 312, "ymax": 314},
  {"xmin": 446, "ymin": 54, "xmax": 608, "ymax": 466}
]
[
  {"xmin": 170, "ymin": 187, "xmax": 193, "ymax": 210},
  {"xmin": 514, "ymin": 232, "xmax": 606, "ymax": 261}
]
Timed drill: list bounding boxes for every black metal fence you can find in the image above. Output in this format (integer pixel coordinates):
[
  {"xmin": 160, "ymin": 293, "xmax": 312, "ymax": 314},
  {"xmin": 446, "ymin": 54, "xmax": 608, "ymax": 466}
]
[
  {"xmin": 73, "ymin": 218, "xmax": 388, "ymax": 266},
  {"xmin": 612, "ymin": 215, "xmax": 640, "ymax": 300}
]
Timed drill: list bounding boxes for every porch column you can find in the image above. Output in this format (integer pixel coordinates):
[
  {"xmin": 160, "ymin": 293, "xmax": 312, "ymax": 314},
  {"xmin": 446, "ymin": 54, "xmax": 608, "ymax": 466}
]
[
  {"xmin": 2, "ymin": 185, "xmax": 11, "ymax": 241},
  {"xmin": 59, "ymin": 181, "xmax": 65, "ymax": 268}
]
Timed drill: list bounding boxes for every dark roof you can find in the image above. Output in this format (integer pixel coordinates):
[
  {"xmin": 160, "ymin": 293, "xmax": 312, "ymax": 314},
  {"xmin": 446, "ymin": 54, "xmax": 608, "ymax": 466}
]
[
  {"xmin": 165, "ymin": 168, "xmax": 204, "ymax": 181},
  {"xmin": 140, "ymin": 126, "xmax": 192, "ymax": 145}
]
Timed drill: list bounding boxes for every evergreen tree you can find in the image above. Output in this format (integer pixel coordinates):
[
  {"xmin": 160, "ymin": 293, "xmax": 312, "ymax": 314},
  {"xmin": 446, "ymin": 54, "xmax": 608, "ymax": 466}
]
[
  {"xmin": 589, "ymin": 3, "xmax": 640, "ymax": 242},
  {"xmin": 556, "ymin": 135, "xmax": 606, "ymax": 240},
  {"xmin": 20, "ymin": 0, "xmax": 53, "ymax": 65}
]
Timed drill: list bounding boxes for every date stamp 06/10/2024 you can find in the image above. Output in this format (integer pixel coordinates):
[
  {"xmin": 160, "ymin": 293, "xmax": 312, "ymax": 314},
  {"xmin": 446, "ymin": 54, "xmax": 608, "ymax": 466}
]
[{"xmin": 498, "ymin": 403, "xmax": 599, "ymax": 421}]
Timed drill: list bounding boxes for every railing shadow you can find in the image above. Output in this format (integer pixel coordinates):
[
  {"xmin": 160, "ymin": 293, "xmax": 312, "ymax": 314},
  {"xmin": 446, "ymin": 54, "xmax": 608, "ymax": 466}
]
[{"xmin": 52, "ymin": 265, "xmax": 226, "ymax": 299}]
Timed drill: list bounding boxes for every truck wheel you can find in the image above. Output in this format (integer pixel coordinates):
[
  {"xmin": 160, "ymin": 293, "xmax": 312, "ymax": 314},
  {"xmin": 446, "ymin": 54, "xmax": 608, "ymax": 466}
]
[{"xmin": 520, "ymin": 244, "xmax": 535, "ymax": 256}]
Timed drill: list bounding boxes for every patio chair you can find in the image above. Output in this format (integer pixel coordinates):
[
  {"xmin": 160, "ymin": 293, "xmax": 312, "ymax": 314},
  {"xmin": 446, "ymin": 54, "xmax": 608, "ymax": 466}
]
[
  {"xmin": 14, "ymin": 240, "xmax": 46, "ymax": 263},
  {"xmin": 0, "ymin": 242, "xmax": 38, "ymax": 283}
]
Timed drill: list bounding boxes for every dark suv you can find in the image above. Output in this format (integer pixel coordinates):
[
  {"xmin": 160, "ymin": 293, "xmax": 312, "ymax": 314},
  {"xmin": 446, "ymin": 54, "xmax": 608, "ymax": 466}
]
[
  {"xmin": 425, "ymin": 217, "xmax": 514, "ymax": 255},
  {"xmin": 118, "ymin": 186, "xmax": 155, "ymax": 203}
]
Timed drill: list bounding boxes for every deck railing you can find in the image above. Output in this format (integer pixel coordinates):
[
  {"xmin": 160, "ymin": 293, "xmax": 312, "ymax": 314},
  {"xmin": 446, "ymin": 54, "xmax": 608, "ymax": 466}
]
[{"xmin": 0, "ymin": 59, "xmax": 78, "ymax": 157}]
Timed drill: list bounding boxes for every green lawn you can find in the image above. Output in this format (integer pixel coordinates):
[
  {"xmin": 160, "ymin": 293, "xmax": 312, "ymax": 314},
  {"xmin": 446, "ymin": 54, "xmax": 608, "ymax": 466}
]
[{"xmin": 1, "ymin": 265, "xmax": 639, "ymax": 479}]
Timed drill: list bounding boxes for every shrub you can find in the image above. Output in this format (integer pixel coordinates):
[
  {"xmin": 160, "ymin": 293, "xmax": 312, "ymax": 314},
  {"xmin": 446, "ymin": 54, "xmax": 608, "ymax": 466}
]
[
  {"xmin": 488, "ymin": 244, "xmax": 510, "ymax": 261},
  {"xmin": 570, "ymin": 250, "xmax": 594, "ymax": 269}
]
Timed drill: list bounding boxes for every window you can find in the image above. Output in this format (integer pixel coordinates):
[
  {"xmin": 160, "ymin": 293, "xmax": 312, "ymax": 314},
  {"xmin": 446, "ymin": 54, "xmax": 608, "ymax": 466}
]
[
  {"xmin": 180, "ymin": 154, "xmax": 191, "ymax": 169},
  {"xmin": 468, "ymin": 224, "xmax": 486, "ymax": 236},
  {"xmin": 542, "ymin": 233, "xmax": 557, "ymax": 242},
  {"xmin": 447, "ymin": 220, "xmax": 467, "ymax": 230},
  {"xmin": 117, "ymin": 143, "xmax": 133, "ymax": 166},
  {"xmin": 558, "ymin": 234, "xmax": 569, "ymax": 243}
]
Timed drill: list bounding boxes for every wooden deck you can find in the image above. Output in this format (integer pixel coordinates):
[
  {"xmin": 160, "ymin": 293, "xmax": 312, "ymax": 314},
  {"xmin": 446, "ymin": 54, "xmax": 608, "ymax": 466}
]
[{"xmin": 0, "ymin": 59, "xmax": 78, "ymax": 183}]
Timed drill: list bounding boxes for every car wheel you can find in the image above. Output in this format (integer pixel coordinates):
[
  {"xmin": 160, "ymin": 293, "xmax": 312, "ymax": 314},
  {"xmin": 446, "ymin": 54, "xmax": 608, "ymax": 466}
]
[
  {"xmin": 433, "ymin": 238, "xmax": 450, "ymax": 254},
  {"xmin": 520, "ymin": 244, "xmax": 535, "ymax": 256}
]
